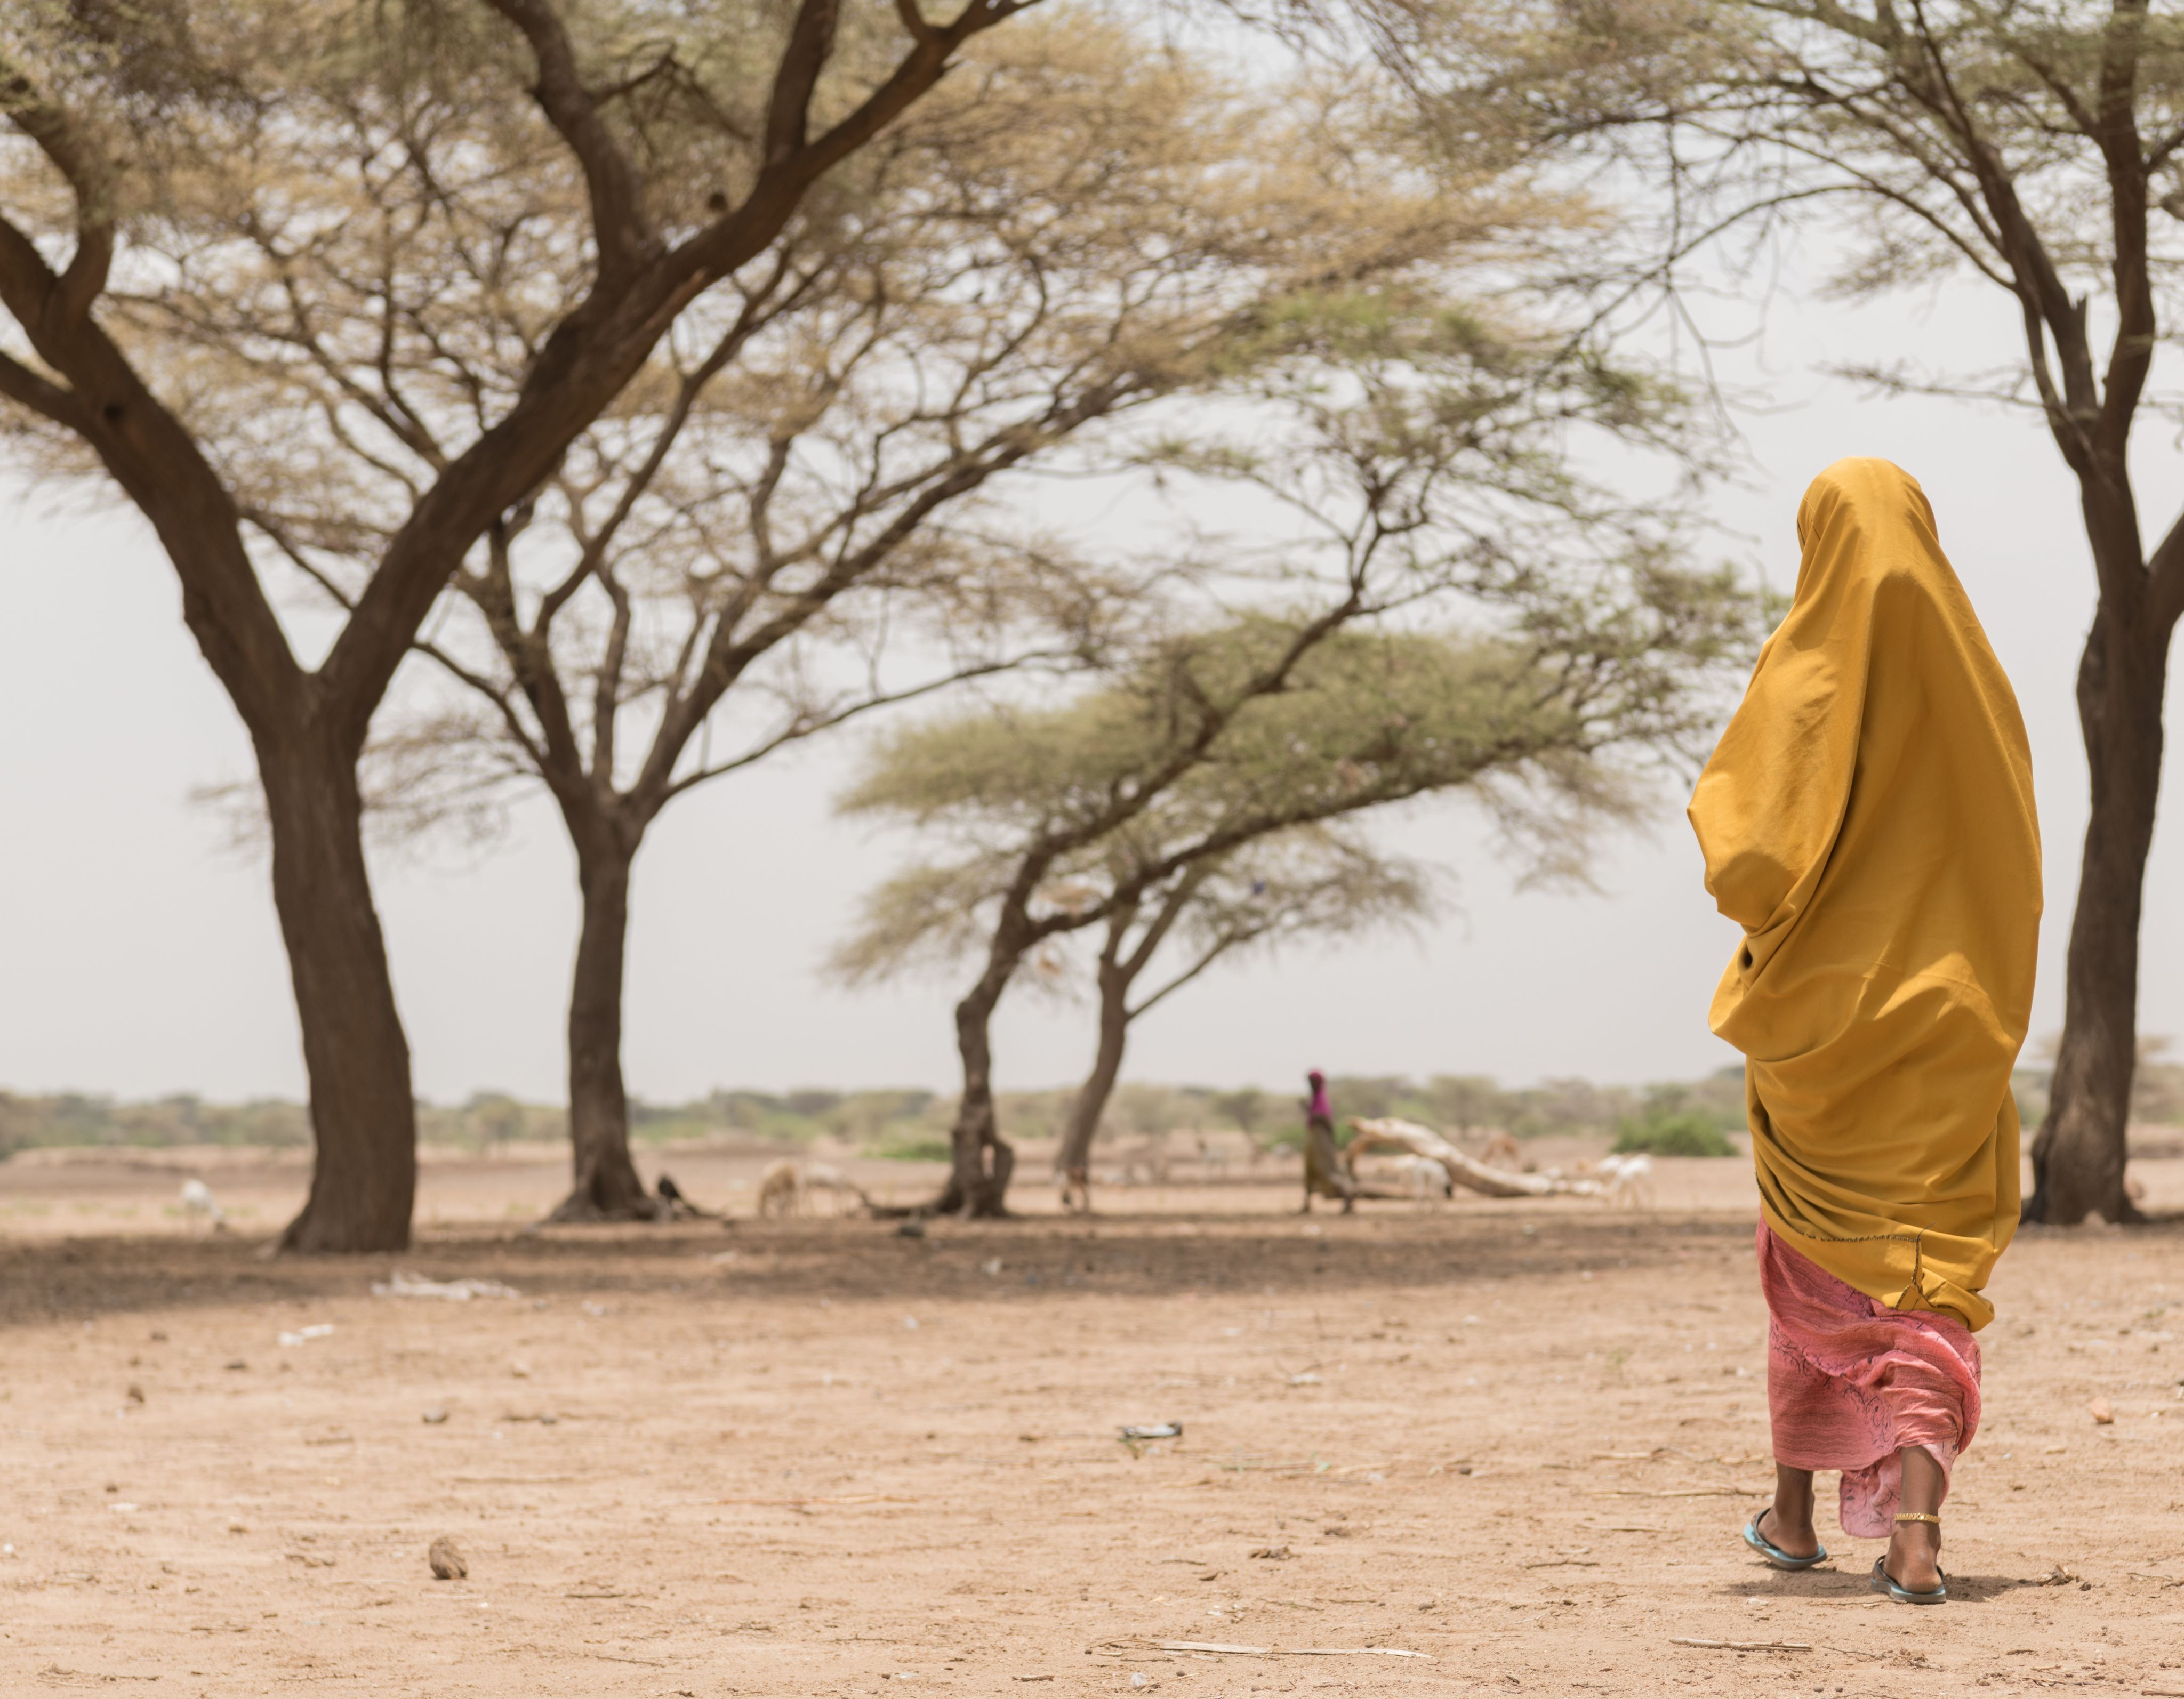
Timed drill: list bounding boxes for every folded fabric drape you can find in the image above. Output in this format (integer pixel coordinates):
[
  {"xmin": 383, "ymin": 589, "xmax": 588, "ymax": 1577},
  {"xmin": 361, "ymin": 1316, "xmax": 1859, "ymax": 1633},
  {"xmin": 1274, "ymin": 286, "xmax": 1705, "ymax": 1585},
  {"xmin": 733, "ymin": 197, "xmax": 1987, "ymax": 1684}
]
[
  {"xmin": 1690, "ymin": 458, "xmax": 2041, "ymax": 1331},
  {"xmin": 1759, "ymin": 1221, "xmax": 1980, "ymax": 1534}
]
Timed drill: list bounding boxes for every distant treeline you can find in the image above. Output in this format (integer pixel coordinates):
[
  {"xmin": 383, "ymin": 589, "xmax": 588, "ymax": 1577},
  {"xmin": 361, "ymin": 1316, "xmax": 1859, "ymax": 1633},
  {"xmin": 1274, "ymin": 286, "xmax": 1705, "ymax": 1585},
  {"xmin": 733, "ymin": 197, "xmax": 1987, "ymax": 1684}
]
[
  {"xmin": 6, "ymin": 1061, "xmax": 2168, "ymax": 1158},
  {"xmin": 0, "ymin": 1074, "xmax": 1738, "ymax": 1157}
]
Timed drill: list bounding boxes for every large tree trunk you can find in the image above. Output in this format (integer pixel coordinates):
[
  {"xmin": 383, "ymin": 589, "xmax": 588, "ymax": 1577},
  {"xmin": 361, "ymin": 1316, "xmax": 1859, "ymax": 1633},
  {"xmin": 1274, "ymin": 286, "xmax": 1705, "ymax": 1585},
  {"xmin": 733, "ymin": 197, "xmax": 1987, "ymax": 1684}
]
[
  {"xmin": 546, "ymin": 838, "xmax": 657, "ymax": 1223},
  {"xmin": 1055, "ymin": 960, "xmax": 1133, "ymax": 1210},
  {"xmin": 264, "ymin": 737, "xmax": 417, "ymax": 1253},
  {"xmin": 2029, "ymin": 597, "xmax": 2171, "ymax": 1223},
  {"xmin": 936, "ymin": 973, "xmax": 1016, "ymax": 1218}
]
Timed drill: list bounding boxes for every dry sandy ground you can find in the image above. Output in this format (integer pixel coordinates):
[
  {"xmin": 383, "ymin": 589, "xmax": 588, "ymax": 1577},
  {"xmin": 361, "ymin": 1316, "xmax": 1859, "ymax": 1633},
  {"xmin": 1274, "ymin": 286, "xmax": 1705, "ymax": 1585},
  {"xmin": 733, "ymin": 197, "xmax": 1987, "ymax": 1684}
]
[{"xmin": 4, "ymin": 1154, "xmax": 2184, "ymax": 1697}]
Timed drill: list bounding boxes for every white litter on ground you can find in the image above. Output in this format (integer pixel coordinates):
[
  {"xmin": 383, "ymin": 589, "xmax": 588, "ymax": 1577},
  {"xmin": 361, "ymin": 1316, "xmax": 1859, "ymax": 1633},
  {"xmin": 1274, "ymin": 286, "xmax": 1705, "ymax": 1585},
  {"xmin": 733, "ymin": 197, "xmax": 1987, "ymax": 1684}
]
[
  {"xmin": 370, "ymin": 1270, "xmax": 522, "ymax": 1302},
  {"xmin": 277, "ymin": 1324, "xmax": 335, "ymax": 1347}
]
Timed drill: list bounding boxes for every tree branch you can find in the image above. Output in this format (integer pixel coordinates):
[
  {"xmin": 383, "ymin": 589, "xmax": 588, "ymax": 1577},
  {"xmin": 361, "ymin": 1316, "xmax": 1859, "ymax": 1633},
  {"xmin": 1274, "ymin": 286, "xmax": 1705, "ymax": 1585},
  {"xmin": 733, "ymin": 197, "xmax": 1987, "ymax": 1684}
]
[
  {"xmin": 764, "ymin": 0, "xmax": 844, "ymax": 167},
  {"xmin": 480, "ymin": 0, "xmax": 654, "ymax": 285}
]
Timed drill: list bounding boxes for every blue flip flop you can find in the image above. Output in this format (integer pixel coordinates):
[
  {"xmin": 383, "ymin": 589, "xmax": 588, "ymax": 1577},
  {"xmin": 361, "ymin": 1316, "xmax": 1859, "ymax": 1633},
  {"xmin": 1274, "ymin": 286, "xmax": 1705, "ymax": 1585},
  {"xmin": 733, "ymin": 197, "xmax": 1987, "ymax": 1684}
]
[
  {"xmin": 1870, "ymin": 1556, "xmax": 1947, "ymax": 1605},
  {"xmin": 1741, "ymin": 1506, "xmax": 1827, "ymax": 1569}
]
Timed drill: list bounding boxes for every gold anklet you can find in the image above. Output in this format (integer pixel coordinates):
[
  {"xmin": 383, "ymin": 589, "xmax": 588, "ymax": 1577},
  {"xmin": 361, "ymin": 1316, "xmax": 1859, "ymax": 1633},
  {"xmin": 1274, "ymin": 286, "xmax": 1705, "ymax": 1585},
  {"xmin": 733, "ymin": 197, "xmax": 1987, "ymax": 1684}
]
[{"xmin": 1893, "ymin": 1512, "xmax": 1940, "ymax": 1525}]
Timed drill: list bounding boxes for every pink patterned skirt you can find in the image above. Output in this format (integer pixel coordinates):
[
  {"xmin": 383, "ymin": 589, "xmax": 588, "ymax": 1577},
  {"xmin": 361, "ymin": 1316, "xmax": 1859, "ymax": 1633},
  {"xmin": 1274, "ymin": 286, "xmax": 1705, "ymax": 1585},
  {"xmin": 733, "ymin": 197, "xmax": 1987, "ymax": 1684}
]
[{"xmin": 1757, "ymin": 1221, "xmax": 1982, "ymax": 1537}]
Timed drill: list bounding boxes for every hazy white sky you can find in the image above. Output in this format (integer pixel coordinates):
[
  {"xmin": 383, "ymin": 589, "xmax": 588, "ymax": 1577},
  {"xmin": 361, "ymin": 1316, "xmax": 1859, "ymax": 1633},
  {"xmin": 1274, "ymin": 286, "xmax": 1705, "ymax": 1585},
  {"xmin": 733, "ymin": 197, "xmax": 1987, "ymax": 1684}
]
[{"xmin": 4, "ymin": 243, "xmax": 2182, "ymax": 1107}]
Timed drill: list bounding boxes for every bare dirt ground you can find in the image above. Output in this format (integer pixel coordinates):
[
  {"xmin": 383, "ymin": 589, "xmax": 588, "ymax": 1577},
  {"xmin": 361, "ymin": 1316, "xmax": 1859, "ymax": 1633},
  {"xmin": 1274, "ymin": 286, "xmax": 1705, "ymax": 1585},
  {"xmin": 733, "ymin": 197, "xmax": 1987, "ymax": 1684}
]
[{"xmin": 5, "ymin": 1149, "xmax": 2184, "ymax": 1697}]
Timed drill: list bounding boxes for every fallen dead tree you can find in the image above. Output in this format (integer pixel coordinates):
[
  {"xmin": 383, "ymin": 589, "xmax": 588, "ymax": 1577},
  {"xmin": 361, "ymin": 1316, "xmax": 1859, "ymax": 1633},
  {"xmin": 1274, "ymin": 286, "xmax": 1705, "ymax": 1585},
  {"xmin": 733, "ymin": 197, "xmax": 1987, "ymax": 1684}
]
[{"xmin": 1343, "ymin": 1118, "xmax": 1601, "ymax": 1199}]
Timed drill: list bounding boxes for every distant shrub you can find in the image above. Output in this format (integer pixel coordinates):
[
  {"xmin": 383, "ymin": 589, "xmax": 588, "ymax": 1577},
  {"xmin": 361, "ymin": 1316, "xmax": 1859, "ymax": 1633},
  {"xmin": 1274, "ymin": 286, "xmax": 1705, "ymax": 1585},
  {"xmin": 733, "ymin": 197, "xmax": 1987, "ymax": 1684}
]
[
  {"xmin": 870, "ymin": 1134, "xmax": 954, "ymax": 1163},
  {"xmin": 1611, "ymin": 1112, "xmax": 1737, "ymax": 1158}
]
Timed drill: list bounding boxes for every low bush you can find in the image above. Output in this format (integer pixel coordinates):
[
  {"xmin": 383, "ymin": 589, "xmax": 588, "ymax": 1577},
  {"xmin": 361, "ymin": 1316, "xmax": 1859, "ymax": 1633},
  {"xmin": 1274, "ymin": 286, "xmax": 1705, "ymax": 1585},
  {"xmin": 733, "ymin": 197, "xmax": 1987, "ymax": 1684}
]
[
  {"xmin": 1611, "ymin": 1112, "xmax": 1737, "ymax": 1158},
  {"xmin": 869, "ymin": 1134, "xmax": 956, "ymax": 1163}
]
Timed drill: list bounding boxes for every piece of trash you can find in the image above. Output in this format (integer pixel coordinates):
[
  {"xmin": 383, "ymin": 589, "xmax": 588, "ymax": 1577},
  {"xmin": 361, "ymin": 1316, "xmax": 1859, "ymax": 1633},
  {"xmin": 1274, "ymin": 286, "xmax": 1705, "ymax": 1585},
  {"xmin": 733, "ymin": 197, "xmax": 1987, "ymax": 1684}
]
[
  {"xmin": 510, "ymin": 1361, "xmax": 532, "ymax": 1379},
  {"xmin": 1120, "ymin": 1423, "xmax": 1182, "ymax": 1442},
  {"xmin": 421, "ymin": 1408, "xmax": 448, "ymax": 1425},
  {"xmin": 372, "ymin": 1271, "xmax": 521, "ymax": 1302},
  {"xmin": 895, "ymin": 1219, "xmax": 926, "ymax": 1239},
  {"xmin": 124, "ymin": 1384, "xmax": 144, "ymax": 1405},
  {"xmin": 903, "ymin": 1317, "xmax": 919, "ymax": 1331},
  {"xmin": 1287, "ymin": 1372, "xmax": 1321, "ymax": 1386},
  {"xmin": 980, "ymin": 1258, "xmax": 1004, "ymax": 1276},
  {"xmin": 2044, "ymin": 1564, "xmax": 2080, "ymax": 1586},
  {"xmin": 2089, "ymin": 1397, "xmax": 2115, "ymax": 1424},
  {"xmin": 278, "ymin": 1324, "xmax": 335, "ymax": 1348},
  {"xmin": 1129, "ymin": 1678, "xmax": 1148, "ymax": 1690},
  {"xmin": 223, "ymin": 1360, "xmax": 248, "ymax": 1372},
  {"xmin": 107, "ymin": 1502, "xmax": 138, "ymax": 1514},
  {"xmin": 1250, "ymin": 1546, "xmax": 1292, "ymax": 1561},
  {"xmin": 428, "ymin": 1536, "xmax": 468, "ymax": 1581},
  {"xmin": 1669, "ymin": 1637, "xmax": 1810, "ymax": 1653}
]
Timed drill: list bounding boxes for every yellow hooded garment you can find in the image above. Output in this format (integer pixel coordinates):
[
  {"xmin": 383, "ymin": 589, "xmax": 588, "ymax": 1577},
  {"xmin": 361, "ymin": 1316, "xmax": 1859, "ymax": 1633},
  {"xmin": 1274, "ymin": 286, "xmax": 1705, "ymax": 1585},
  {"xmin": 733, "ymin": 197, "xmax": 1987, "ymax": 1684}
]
[{"xmin": 1689, "ymin": 458, "xmax": 2040, "ymax": 1332}]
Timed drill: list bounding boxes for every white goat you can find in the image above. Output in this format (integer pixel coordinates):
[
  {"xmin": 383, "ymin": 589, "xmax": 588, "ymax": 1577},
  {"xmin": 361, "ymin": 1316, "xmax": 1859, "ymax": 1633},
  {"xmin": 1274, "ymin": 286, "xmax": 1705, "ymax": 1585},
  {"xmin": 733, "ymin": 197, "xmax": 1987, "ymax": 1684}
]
[
  {"xmin": 179, "ymin": 1177, "xmax": 224, "ymax": 1230},
  {"xmin": 1390, "ymin": 1154, "xmax": 1454, "ymax": 1202},
  {"xmin": 1594, "ymin": 1153, "xmax": 1656, "ymax": 1209}
]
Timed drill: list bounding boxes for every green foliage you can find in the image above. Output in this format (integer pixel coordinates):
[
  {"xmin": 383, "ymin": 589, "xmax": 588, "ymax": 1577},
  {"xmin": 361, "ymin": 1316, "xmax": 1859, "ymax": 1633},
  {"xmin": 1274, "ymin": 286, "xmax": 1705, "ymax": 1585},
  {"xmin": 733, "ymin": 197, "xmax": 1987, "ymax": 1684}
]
[
  {"xmin": 869, "ymin": 1134, "xmax": 956, "ymax": 1163},
  {"xmin": 0, "ymin": 1091, "xmax": 312, "ymax": 1155},
  {"xmin": 1611, "ymin": 1112, "xmax": 1736, "ymax": 1158},
  {"xmin": 1607, "ymin": 1076, "xmax": 1745, "ymax": 1156},
  {"xmin": 0, "ymin": 1068, "xmax": 1762, "ymax": 1159}
]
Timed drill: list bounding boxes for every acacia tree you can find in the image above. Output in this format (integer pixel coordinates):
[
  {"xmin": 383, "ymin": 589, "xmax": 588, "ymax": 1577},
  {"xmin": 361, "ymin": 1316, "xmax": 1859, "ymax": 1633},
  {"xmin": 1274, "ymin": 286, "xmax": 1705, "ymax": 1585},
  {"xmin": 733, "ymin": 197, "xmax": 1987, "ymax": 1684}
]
[
  {"xmin": 358, "ymin": 20, "xmax": 1506, "ymax": 1219},
  {"xmin": 1420, "ymin": 0, "xmax": 2184, "ymax": 1223},
  {"xmin": 1048, "ymin": 828, "xmax": 1432, "ymax": 1207},
  {"xmin": 0, "ymin": 0, "xmax": 1053, "ymax": 1249},
  {"xmin": 835, "ymin": 502, "xmax": 1756, "ymax": 1217}
]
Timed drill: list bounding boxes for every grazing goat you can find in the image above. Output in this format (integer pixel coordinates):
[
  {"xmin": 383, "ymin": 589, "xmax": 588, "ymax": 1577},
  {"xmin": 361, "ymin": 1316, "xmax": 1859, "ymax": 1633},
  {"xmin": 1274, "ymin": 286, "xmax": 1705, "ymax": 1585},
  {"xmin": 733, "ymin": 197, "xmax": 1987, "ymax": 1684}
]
[
  {"xmin": 179, "ymin": 1178, "xmax": 225, "ymax": 1230},
  {"xmin": 1390, "ymin": 1154, "xmax": 1453, "ymax": 1201},
  {"xmin": 801, "ymin": 1162, "xmax": 874, "ymax": 1215},
  {"xmin": 756, "ymin": 1160, "xmax": 801, "ymax": 1218},
  {"xmin": 1594, "ymin": 1153, "xmax": 1656, "ymax": 1209},
  {"xmin": 755, "ymin": 1159, "xmax": 873, "ymax": 1219}
]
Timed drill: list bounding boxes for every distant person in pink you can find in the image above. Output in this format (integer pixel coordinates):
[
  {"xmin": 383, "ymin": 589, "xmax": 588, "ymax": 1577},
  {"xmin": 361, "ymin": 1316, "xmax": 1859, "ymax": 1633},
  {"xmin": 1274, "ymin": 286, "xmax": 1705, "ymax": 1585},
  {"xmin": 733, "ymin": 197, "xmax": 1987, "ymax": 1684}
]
[{"xmin": 1299, "ymin": 1069, "xmax": 1354, "ymax": 1214}]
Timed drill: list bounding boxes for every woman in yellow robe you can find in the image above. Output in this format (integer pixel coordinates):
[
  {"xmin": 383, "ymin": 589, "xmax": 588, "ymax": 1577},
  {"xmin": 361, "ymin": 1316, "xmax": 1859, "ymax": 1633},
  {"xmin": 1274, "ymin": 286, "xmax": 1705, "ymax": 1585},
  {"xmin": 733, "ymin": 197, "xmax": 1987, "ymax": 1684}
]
[{"xmin": 1689, "ymin": 458, "xmax": 2040, "ymax": 1604}]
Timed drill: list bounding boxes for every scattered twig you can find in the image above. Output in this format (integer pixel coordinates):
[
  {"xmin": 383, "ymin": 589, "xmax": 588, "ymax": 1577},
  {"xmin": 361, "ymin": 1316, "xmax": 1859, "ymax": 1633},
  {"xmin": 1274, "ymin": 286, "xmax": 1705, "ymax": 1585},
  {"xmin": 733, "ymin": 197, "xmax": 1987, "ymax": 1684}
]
[
  {"xmin": 1671, "ymin": 1637, "xmax": 1810, "ymax": 1653},
  {"xmin": 1150, "ymin": 1641, "xmax": 1427, "ymax": 1658}
]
